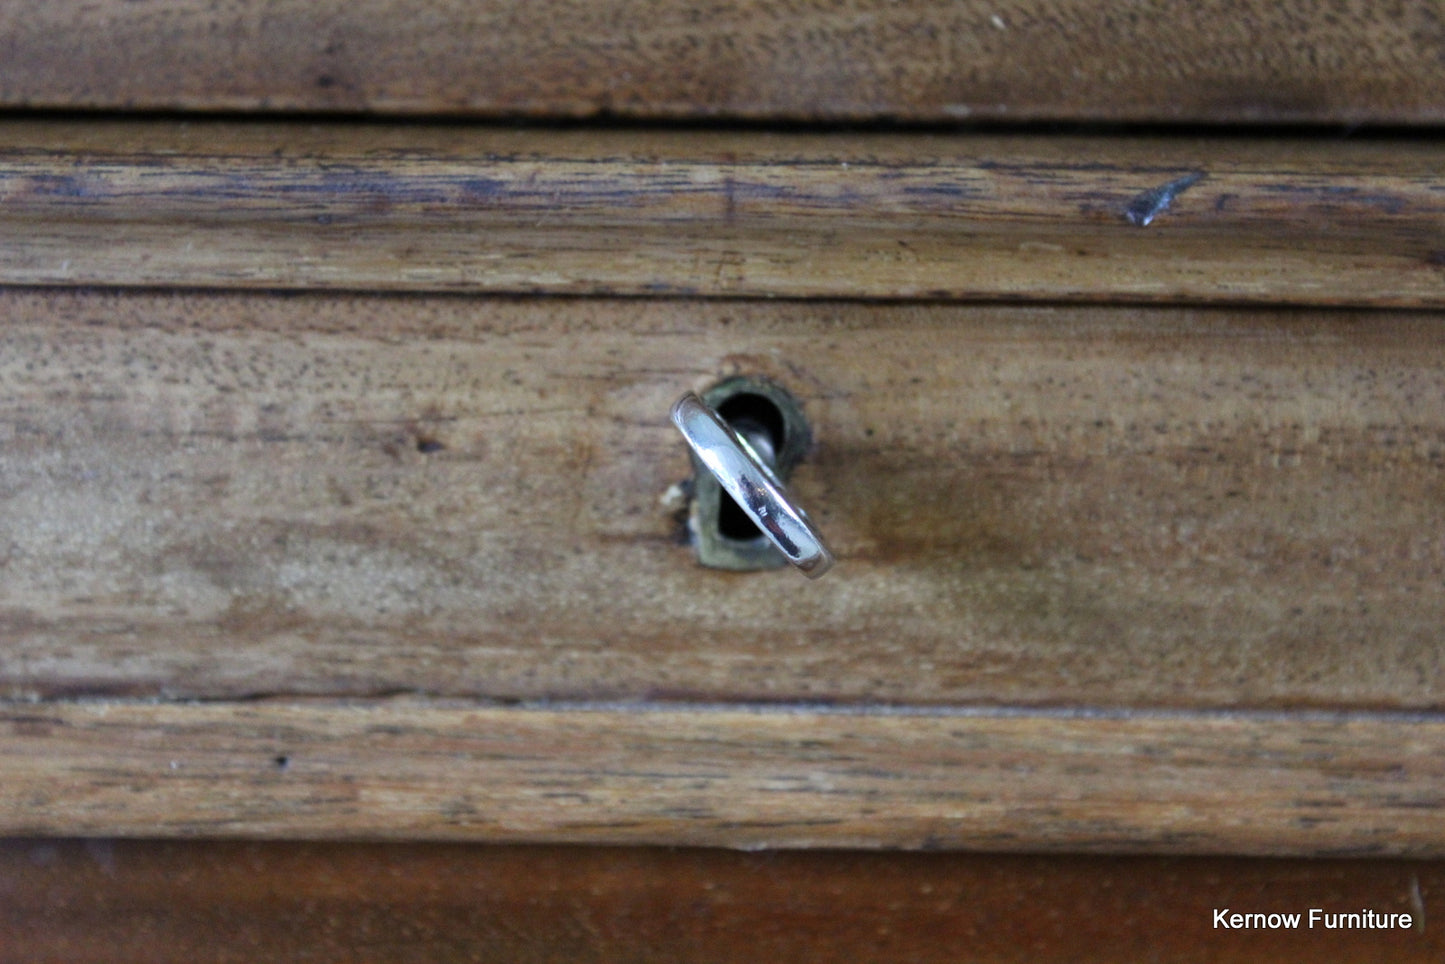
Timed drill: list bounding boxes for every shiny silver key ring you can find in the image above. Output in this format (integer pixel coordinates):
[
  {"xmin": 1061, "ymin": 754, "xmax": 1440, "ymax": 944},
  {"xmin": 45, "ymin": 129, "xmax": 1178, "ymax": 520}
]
[{"xmin": 671, "ymin": 391, "xmax": 835, "ymax": 579}]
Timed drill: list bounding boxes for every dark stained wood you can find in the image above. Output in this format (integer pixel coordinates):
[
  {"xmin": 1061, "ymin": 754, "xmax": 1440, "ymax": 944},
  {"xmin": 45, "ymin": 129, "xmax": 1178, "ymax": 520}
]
[
  {"xmin": 1, "ymin": 1, "xmax": 1444, "ymax": 125},
  {"xmin": 2, "ymin": 289, "xmax": 1442, "ymax": 712},
  {"xmin": 1, "ymin": 123, "xmax": 1444, "ymax": 305},
  {"xmin": 1, "ymin": 700, "xmax": 1443, "ymax": 853},
  {"xmin": 0, "ymin": 840, "xmax": 1439, "ymax": 963}
]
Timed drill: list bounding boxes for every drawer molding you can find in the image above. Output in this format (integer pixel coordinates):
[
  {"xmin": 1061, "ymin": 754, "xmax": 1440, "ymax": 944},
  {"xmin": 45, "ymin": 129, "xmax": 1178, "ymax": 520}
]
[
  {"xmin": 4, "ymin": 0, "xmax": 1444, "ymax": 125},
  {"xmin": 2, "ymin": 123, "xmax": 1443, "ymax": 305},
  {"xmin": 3, "ymin": 699, "xmax": 1442, "ymax": 855}
]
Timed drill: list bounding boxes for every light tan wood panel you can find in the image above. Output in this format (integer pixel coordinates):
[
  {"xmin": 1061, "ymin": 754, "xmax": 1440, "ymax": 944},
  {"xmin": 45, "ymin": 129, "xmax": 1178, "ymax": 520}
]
[
  {"xmin": 2, "ymin": 123, "xmax": 1443, "ymax": 305},
  {"xmin": 1, "ymin": 841, "xmax": 1441, "ymax": 962},
  {"xmin": 1, "ymin": 700, "xmax": 1443, "ymax": 853},
  {"xmin": 1, "ymin": 289, "xmax": 1441, "ymax": 711},
  {"xmin": 1, "ymin": 1, "xmax": 1443, "ymax": 124}
]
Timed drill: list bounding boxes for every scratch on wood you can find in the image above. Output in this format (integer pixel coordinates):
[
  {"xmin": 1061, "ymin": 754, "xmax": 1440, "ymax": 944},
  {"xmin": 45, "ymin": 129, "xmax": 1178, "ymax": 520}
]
[{"xmin": 1125, "ymin": 171, "xmax": 1205, "ymax": 226}]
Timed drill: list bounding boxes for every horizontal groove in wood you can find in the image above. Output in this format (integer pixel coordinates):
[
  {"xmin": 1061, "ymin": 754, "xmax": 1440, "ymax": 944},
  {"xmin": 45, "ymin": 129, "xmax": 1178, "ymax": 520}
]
[
  {"xmin": 2, "ymin": 124, "xmax": 1444, "ymax": 305},
  {"xmin": 2, "ymin": 841, "xmax": 1440, "ymax": 963},
  {"xmin": 2, "ymin": 1, "xmax": 1443, "ymax": 125},
  {"xmin": 3, "ymin": 289, "xmax": 1442, "ymax": 711},
  {"xmin": 2, "ymin": 700, "xmax": 1443, "ymax": 853}
]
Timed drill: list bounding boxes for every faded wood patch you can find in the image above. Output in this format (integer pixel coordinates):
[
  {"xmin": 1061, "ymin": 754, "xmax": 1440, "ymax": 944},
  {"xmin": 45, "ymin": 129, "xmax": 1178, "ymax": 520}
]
[{"xmin": 1, "ymin": 290, "xmax": 1441, "ymax": 711}]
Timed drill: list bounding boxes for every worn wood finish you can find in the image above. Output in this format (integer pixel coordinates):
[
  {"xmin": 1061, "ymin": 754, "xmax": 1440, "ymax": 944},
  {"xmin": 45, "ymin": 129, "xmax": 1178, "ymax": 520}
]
[
  {"xmin": 2, "ymin": 123, "xmax": 1444, "ymax": 305},
  {"xmin": 2, "ymin": 841, "xmax": 1440, "ymax": 963},
  {"xmin": 1, "ymin": 700, "xmax": 1443, "ymax": 853},
  {"xmin": 3, "ymin": 289, "xmax": 1442, "ymax": 711},
  {"xmin": 3, "ymin": 1, "xmax": 1444, "ymax": 125}
]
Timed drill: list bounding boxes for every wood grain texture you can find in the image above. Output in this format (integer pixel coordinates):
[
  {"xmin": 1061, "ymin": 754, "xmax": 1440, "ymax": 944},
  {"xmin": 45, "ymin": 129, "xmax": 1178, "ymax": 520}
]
[
  {"xmin": 1, "ymin": 700, "xmax": 1443, "ymax": 853},
  {"xmin": 2, "ymin": 1, "xmax": 1444, "ymax": 125},
  {"xmin": 2, "ymin": 841, "xmax": 1440, "ymax": 963},
  {"xmin": 2, "ymin": 123, "xmax": 1444, "ymax": 305},
  {"xmin": 3, "ymin": 289, "xmax": 1442, "ymax": 711}
]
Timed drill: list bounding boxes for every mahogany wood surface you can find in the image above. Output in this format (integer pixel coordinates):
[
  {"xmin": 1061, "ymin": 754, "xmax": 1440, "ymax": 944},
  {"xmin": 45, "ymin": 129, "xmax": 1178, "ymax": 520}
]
[
  {"xmin": 1, "ymin": 840, "xmax": 1439, "ymax": 963},
  {"xmin": 1, "ymin": 123, "xmax": 1443, "ymax": 305},
  {"xmin": 2, "ymin": 1, "xmax": 1444, "ymax": 125}
]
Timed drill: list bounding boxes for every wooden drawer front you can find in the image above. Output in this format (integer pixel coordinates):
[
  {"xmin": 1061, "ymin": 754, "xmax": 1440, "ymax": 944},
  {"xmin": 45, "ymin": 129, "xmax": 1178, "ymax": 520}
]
[
  {"xmin": 4, "ymin": 291, "xmax": 1442, "ymax": 711},
  {"xmin": 3, "ymin": 286, "xmax": 1443, "ymax": 853},
  {"xmin": 0, "ymin": 94, "xmax": 1440, "ymax": 863}
]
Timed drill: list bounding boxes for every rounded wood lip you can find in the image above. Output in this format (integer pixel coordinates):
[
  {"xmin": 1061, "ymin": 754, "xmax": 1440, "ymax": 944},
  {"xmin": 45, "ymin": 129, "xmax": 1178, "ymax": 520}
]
[
  {"xmin": 5, "ymin": 0, "xmax": 1445, "ymax": 125},
  {"xmin": 0, "ymin": 123, "xmax": 1440, "ymax": 306}
]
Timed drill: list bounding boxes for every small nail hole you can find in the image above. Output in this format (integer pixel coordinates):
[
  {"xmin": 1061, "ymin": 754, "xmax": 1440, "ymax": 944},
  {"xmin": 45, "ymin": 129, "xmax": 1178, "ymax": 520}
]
[
  {"xmin": 416, "ymin": 436, "xmax": 445, "ymax": 454},
  {"xmin": 273, "ymin": 755, "xmax": 290, "ymax": 770}
]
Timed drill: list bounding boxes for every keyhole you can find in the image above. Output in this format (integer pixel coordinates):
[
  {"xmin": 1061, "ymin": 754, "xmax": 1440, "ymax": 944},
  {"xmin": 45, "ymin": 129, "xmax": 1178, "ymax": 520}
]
[
  {"xmin": 684, "ymin": 376, "xmax": 813, "ymax": 571},
  {"xmin": 714, "ymin": 393, "xmax": 785, "ymax": 542}
]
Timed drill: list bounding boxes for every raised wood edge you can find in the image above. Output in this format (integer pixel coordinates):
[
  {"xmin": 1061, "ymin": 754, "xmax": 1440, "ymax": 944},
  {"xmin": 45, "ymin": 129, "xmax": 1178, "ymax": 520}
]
[
  {"xmin": 2, "ymin": 1, "xmax": 1444, "ymax": 125},
  {"xmin": 0, "ymin": 123, "xmax": 1442, "ymax": 305},
  {"xmin": 4, "ymin": 700, "xmax": 1442, "ymax": 855}
]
